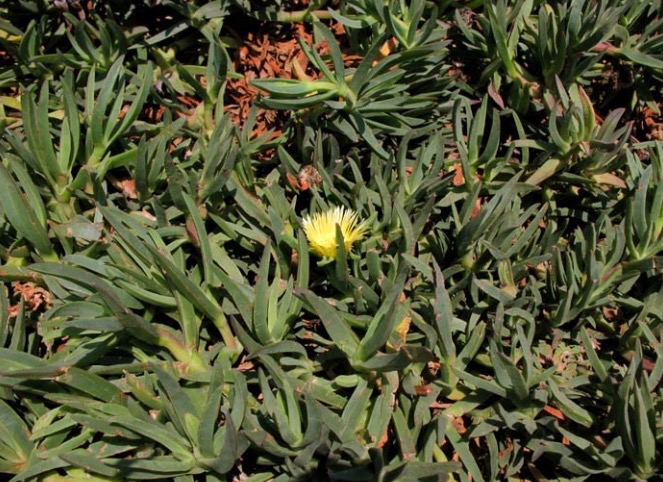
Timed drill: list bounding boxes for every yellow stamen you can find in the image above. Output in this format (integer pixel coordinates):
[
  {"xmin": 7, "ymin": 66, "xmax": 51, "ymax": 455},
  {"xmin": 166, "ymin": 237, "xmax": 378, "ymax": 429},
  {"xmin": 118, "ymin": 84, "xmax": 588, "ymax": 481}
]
[{"xmin": 302, "ymin": 206, "xmax": 366, "ymax": 259}]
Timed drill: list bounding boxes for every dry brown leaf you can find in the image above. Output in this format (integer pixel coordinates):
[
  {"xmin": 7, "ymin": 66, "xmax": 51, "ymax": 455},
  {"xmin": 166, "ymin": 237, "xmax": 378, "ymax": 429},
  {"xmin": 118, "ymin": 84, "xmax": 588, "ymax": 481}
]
[{"xmin": 8, "ymin": 282, "xmax": 51, "ymax": 317}]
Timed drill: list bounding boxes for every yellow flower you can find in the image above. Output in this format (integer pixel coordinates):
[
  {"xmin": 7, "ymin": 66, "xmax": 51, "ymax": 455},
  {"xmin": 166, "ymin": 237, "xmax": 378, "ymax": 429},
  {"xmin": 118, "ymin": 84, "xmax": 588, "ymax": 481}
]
[{"xmin": 302, "ymin": 206, "xmax": 366, "ymax": 259}]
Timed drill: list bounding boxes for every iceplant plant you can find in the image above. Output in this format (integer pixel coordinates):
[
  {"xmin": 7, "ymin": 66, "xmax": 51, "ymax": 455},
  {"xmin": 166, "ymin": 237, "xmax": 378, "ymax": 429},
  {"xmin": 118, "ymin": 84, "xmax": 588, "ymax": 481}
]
[{"xmin": 302, "ymin": 206, "xmax": 366, "ymax": 259}]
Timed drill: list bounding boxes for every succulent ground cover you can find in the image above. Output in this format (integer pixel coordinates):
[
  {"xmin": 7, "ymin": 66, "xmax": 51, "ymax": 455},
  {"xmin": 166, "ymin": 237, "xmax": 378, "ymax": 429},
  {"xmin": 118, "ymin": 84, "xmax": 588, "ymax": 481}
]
[{"xmin": 0, "ymin": 0, "xmax": 662, "ymax": 480}]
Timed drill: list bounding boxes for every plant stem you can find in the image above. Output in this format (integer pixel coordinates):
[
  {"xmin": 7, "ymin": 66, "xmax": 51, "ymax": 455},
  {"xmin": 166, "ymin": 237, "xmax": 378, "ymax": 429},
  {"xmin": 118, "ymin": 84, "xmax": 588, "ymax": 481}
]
[
  {"xmin": 276, "ymin": 9, "xmax": 333, "ymax": 22},
  {"xmin": 158, "ymin": 327, "xmax": 208, "ymax": 374},
  {"xmin": 87, "ymin": 144, "xmax": 107, "ymax": 168},
  {"xmin": 212, "ymin": 311, "xmax": 240, "ymax": 353}
]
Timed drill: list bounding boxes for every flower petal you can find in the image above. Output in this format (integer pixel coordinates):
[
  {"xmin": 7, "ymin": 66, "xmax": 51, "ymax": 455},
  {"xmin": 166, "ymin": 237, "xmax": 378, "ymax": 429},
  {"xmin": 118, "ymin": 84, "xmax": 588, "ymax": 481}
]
[{"xmin": 302, "ymin": 207, "xmax": 365, "ymax": 259}]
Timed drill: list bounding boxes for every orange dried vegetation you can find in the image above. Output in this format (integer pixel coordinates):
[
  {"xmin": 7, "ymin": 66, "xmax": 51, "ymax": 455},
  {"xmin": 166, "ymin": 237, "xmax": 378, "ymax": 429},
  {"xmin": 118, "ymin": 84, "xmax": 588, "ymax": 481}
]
[
  {"xmin": 225, "ymin": 22, "xmax": 312, "ymax": 140},
  {"xmin": 7, "ymin": 282, "xmax": 51, "ymax": 318},
  {"xmin": 224, "ymin": 20, "xmax": 358, "ymax": 141}
]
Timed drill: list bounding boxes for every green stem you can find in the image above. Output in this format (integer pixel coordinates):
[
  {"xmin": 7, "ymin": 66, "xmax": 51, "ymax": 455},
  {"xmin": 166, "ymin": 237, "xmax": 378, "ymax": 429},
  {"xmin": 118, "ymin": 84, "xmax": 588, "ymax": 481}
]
[
  {"xmin": 432, "ymin": 443, "xmax": 450, "ymax": 463},
  {"xmin": 51, "ymin": 199, "xmax": 76, "ymax": 223},
  {"xmin": 41, "ymin": 253, "xmax": 59, "ymax": 263},
  {"xmin": 276, "ymin": 9, "xmax": 333, "ymax": 22},
  {"xmin": 87, "ymin": 144, "xmax": 107, "ymax": 168},
  {"xmin": 157, "ymin": 328, "xmax": 207, "ymax": 374},
  {"xmin": 212, "ymin": 312, "xmax": 240, "ymax": 354},
  {"xmin": 79, "ymin": 144, "xmax": 108, "ymax": 194},
  {"xmin": 461, "ymin": 249, "xmax": 476, "ymax": 271}
]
